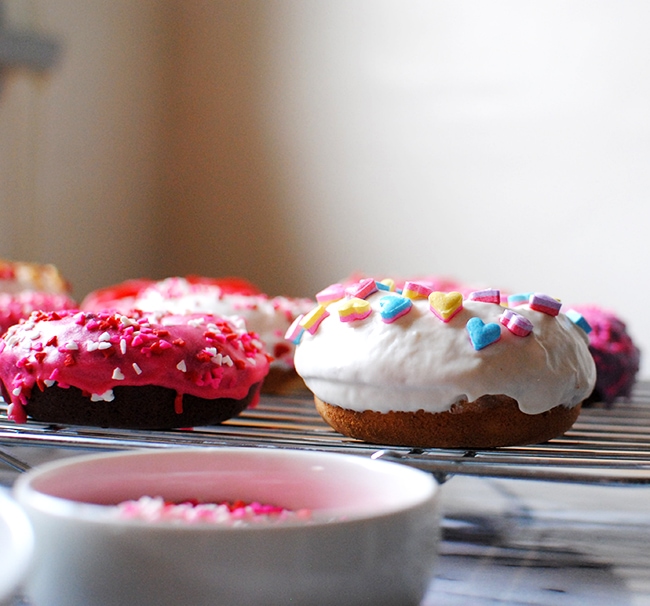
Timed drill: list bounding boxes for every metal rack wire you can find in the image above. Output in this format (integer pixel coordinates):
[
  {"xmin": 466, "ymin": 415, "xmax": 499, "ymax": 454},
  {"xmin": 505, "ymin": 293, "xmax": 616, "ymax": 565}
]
[{"xmin": 1, "ymin": 383, "xmax": 650, "ymax": 484}]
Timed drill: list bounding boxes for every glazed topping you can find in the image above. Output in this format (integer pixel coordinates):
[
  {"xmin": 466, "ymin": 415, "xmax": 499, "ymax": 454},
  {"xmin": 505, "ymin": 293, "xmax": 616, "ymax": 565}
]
[
  {"xmin": 292, "ymin": 279, "xmax": 597, "ymax": 415},
  {"xmin": 0, "ymin": 291, "xmax": 77, "ymax": 335},
  {"xmin": 0, "ymin": 309, "xmax": 270, "ymax": 423},
  {"xmin": 115, "ymin": 496, "xmax": 312, "ymax": 526},
  {"xmin": 131, "ymin": 277, "xmax": 314, "ymax": 369}
]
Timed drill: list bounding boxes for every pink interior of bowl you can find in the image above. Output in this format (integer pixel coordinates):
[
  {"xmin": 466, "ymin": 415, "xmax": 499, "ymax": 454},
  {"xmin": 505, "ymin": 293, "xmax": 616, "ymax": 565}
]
[{"xmin": 19, "ymin": 448, "xmax": 436, "ymax": 521}]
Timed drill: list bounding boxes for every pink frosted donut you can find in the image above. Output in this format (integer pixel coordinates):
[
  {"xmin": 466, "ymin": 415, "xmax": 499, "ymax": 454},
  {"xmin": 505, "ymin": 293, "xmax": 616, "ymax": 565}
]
[
  {"xmin": 0, "ymin": 309, "xmax": 270, "ymax": 428},
  {"xmin": 0, "ymin": 291, "xmax": 77, "ymax": 335},
  {"xmin": 130, "ymin": 277, "xmax": 315, "ymax": 393},
  {"xmin": 571, "ymin": 305, "xmax": 641, "ymax": 405}
]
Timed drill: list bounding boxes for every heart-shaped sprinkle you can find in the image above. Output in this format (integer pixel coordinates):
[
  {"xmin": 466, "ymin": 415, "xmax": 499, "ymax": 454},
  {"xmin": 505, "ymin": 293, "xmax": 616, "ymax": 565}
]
[
  {"xmin": 338, "ymin": 297, "xmax": 372, "ymax": 323},
  {"xmin": 499, "ymin": 310, "xmax": 533, "ymax": 337},
  {"xmin": 507, "ymin": 292, "xmax": 532, "ymax": 307},
  {"xmin": 529, "ymin": 293, "xmax": 562, "ymax": 316},
  {"xmin": 284, "ymin": 314, "xmax": 305, "ymax": 344},
  {"xmin": 466, "ymin": 317, "xmax": 501, "ymax": 350},
  {"xmin": 565, "ymin": 309, "xmax": 592, "ymax": 334},
  {"xmin": 468, "ymin": 289, "xmax": 501, "ymax": 305},
  {"xmin": 316, "ymin": 283, "xmax": 345, "ymax": 305},
  {"xmin": 345, "ymin": 278, "xmax": 377, "ymax": 300},
  {"xmin": 402, "ymin": 281, "xmax": 433, "ymax": 300},
  {"xmin": 379, "ymin": 294, "xmax": 412, "ymax": 323},
  {"xmin": 428, "ymin": 291, "xmax": 463, "ymax": 322},
  {"xmin": 377, "ymin": 278, "xmax": 396, "ymax": 292},
  {"xmin": 299, "ymin": 305, "xmax": 329, "ymax": 334}
]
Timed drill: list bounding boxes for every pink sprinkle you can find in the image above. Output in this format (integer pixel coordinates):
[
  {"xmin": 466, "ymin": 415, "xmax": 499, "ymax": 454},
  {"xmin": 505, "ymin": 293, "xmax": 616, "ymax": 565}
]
[
  {"xmin": 468, "ymin": 289, "xmax": 501, "ymax": 305},
  {"xmin": 131, "ymin": 335, "xmax": 144, "ymax": 347},
  {"xmin": 284, "ymin": 315, "xmax": 304, "ymax": 344},
  {"xmin": 500, "ymin": 310, "xmax": 533, "ymax": 337},
  {"xmin": 529, "ymin": 293, "xmax": 562, "ymax": 316},
  {"xmin": 316, "ymin": 283, "xmax": 346, "ymax": 304},
  {"xmin": 344, "ymin": 278, "xmax": 378, "ymax": 300}
]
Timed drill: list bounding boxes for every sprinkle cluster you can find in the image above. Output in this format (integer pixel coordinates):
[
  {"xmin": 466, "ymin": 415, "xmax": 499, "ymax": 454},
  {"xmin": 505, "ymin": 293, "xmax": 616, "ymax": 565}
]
[
  {"xmin": 116, "ymin": 496, "xmax": 312, "ymax": 526},
  {"xmin": 285, "ymin": 279, "xmax": 592, "ymax": 353}
]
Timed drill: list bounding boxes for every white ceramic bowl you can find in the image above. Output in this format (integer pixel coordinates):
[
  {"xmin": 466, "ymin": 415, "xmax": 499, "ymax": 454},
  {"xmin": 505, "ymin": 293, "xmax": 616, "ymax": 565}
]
[
  {"xmin": 0, "ymin": 488, "xmax": 33, "ymax": 605},
  {"xmin": 13, "ymin": 447, "xmax": 440, "ymax": 606}
]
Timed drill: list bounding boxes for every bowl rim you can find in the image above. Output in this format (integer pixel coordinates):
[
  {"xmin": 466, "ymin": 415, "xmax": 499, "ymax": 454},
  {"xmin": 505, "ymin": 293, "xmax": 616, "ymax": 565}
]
[
  {"xmin": 0, "ymin": 488, "xmax": 34, "ymax": 600},
  {"xmin": 13, "ymin": 447, "xmax": 438, "ymax": 531}
]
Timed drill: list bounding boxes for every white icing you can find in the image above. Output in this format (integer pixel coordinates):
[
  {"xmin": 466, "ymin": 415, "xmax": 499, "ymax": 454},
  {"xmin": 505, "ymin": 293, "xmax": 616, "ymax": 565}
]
[
  {"xmin": 134, "ymin": 278, "xmax": 314, "ymax": 370},
  {"xmin": 294, "ymin": 293, "xmax": 596, "ymax": 415}
]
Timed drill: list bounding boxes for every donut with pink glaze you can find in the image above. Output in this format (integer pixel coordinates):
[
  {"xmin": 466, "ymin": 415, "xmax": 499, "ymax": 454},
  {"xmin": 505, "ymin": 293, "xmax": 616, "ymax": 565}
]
[{"xmin": 0, "ymin": 309, "xmax": 270, "ymax": 428}]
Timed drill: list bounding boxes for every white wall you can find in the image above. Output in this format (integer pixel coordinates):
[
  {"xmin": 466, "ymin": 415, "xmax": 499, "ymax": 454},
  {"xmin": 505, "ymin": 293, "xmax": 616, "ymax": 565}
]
[
  {"xmin": 2, "ymin": 1, "xmax": 650, "ymax": 376},
  {"xmin": 167, "ymin": 0, "xmax": 650, "ymax": 374},
  {"xmin": 0, "ymin": 1, "xmax": 169, "ymax": 297}
]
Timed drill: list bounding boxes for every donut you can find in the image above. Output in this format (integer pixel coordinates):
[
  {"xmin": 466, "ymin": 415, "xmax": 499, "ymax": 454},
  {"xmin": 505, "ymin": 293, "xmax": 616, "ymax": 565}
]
[
  {"xmin": 129, "ymin": 277, "xmax": 314, "ymax": 394},
  {"xmin": 80, "ymin": 278, "xmax": 155, "ymax": 313},
  {"xmin": 0, "ymin": 259, "xmax": 71, "ymax": 294},
  {"xmin": 80, "ymin": 275, "xmax": 261, "ymax": 313},
  {"xmin": 0, "ymin": 309, "xmax": 270, "ymax": 428},
  {"xmin": 0, "ymin": 291, "xmax": 78, "ymax": 335},
  {"xmin": 569, "ymin": 305, "xmax": 640, "ymax": 405},
  {"xmin": 292, "ymin": 279, "xmax": 596, "ymax": 448}
]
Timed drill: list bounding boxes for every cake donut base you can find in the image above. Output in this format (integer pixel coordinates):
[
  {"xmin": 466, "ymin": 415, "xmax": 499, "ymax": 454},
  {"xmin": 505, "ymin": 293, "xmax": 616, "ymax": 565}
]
[
  {"xmin": 261, "ymin": 368, "xmax": 308, "ymax": 395},
  {"xmin": 314, "ymin": 395, "xmax": 582, "ymax": 449},
  {"xmin": 20, "ymin": 382, "xmax": 262, "ymax": 430}
]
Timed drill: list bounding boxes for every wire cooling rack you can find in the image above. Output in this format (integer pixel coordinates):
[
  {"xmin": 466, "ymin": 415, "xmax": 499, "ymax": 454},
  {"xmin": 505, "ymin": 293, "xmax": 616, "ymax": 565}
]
[{"xmin": 1, "ymin": 383, "xmax": 650, "ymax": 484}]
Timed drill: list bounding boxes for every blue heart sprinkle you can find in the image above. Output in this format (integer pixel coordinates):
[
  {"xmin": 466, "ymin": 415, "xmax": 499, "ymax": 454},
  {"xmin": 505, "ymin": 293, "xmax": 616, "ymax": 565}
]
[
  {"xmin": 466, "ymin": 317, "xmax": 501, "ymax": 350},
  {"xmin": 379, "ymin": 294, "xmax": 412, "ymax": 323}
]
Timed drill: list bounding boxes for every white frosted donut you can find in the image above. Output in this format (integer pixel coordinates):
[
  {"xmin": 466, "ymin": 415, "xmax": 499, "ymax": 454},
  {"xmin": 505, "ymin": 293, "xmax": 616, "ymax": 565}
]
[{"xmin": 292, "ymin": 279, "xmax": 596, "ymax": 447}]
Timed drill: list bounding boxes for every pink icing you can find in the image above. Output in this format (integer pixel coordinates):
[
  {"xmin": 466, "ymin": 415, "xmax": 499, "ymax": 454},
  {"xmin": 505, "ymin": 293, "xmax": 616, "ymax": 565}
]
[
  {"xmin": 0, "ymin": 309, "xmax": 271, "ymax": 423},
  {"xmin": 572, "ymin": 305, "xmax": 641, "ymax": 405}
]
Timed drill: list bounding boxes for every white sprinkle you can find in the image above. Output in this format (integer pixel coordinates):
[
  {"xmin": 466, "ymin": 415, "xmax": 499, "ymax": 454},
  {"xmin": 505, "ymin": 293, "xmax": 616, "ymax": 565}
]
[
  {"xmin": 176, "ymin": 360, "xmax": 187, "ymax": 372},
  {"xmin": 91, "ymin": 389, "xmax": 115, "ymax": 402},
  {"xmin": 120, "ymin": 339, "xmax": 127, "ymax": 355},
  {"xmin": 44, "ymin": 379, "xmax": 55, "ymax": 387},
  {"xmin": 188, "ymin": 318, "xmax": 204, "ymax": 328},
  {"xmin": 86, "ymin": 342, "xmax": 99, "ymax": 352},
  {"xmin": 223, "ymin": 355, "xmax": 233, "ymax": 367},
  {"xmin": 6, "ymin": 335, "xmax": 19, "ymax": 347},
  {"xmin": 112, "ymin": 367, "xmax": 125, "ymax": 380},
  {"xmin": 132, "ymin": 363, "xmax": 142, "ymax": 375},
  {"xmin": 12, "ymin": 387, "xmax": 21, "ymax": 397},
  {"xmin": 65, "ymin": 341, "xmax": 79, "ymax": 351},
  {"xmin": 120, "ymin": 315, "xmax": 138, "ymax": 327},
  {"xmin": 204, "ymin": 347, "xmax": 217, "ymax": 357},
  {"xmin": 98, "ymin": 332, "xmax": 111, "ymax": 342},
  {"xmin": 211, "ymin": 353, "xmax": 223, "ymax": 365},
  {"xmin": 98, "ymin": 342, "xmax": 112, "ymax": 350}
]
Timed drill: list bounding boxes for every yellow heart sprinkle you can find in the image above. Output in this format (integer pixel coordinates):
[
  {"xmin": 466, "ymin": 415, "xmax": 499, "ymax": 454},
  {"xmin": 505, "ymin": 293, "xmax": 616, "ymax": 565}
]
[{"xmin": 428, "ymin": 291, "xmax": 463, "ymax": 322}]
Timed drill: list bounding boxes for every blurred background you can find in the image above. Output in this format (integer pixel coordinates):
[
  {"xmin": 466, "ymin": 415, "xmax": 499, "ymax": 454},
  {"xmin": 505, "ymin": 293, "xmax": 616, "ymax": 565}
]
[{"xmin": 1, "ymin": 0, "xmax": 649, "ymax": 375}]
